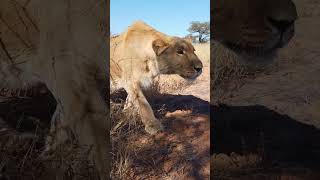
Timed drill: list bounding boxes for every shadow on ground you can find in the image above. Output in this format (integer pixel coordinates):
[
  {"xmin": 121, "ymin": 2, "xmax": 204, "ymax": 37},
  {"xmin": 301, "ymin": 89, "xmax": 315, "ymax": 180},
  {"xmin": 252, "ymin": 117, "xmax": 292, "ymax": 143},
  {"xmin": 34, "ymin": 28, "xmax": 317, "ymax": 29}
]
[
  {"xmin": 111, "ymin": 90, "xmax": 210, "ymax": 179},
  {"xmin": 0, "ymin": 86, "xmax": 56, "ymax": 133},
  {"xmin": 211, "ymin": 104, "xmax": 320, "ymax": 179}
]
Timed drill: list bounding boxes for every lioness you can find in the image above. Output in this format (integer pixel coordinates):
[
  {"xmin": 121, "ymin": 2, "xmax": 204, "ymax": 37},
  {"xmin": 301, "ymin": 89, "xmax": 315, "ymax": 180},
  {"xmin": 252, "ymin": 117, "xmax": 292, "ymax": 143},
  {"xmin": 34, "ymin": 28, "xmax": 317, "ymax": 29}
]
[
  {"xmin": 212, "ymin": 0, "xmax": 297, "ymax": 62},
  {"xmin": 211, "ymin": 0, "xmax": 299, "ymax": 174},
  {"xmin": 211, "ymin": 0, "xmax": 298, "ymax": 99},
  {"xmin": 0, "ymin": 0, "xmax": 109, "ymax": 179},
  {"xmin": 110, "ymin": 21, "xmax": 203, "ymax": 135}
]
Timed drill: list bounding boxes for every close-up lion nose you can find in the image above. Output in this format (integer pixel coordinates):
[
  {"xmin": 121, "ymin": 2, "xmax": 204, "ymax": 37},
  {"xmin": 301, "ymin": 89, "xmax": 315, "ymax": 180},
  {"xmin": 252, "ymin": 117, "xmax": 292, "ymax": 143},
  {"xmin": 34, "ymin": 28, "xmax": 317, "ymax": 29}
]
[
  {"xmin": 266, "ymin": 0, "xmax": 297, "ymax": 33},
  {"xmin": 267, "ymin": 17, "xmax": 295, "ymax": 33},
  {"xmin": 194, "ymin": 63, "xmax": 203, "ymax": 73}
]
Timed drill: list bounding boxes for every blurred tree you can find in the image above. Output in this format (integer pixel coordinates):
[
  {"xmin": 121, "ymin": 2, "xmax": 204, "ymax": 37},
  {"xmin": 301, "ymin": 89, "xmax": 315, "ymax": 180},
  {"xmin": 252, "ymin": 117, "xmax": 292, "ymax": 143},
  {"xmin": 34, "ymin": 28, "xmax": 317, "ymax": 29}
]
[{"xmin": 187, "ymin": 21, "xmax": 210, "ymax": 43}]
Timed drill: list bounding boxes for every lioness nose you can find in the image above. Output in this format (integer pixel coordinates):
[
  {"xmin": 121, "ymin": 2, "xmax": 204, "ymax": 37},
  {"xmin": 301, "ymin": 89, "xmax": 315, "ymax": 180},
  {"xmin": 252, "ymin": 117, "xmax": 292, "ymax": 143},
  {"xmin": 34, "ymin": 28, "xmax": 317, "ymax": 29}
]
[
  {"xmin": 267, "ymin": 17, "xmax": 295, "ymax": 33},
  {"xmin": 194, "ymin": 63, "xmax": 203, "ymax": 72},
  {"xmin": 266, "ymin": 0, "xmax": 297, "ymax": 33}
]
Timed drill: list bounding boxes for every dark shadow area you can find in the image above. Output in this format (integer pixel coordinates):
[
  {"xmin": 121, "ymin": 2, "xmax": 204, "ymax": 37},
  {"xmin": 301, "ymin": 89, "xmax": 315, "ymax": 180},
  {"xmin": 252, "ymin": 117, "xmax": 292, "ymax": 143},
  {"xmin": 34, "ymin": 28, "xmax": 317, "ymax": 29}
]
[
  {"xmin": 211, "ymin": 104, "xmax": 320, "ymax": 169},
  {"xmin": 150, "ymin": 93, "xmax": 210, "ymax": 116},
  {"xmin": 110, "ymin": 88, "xmax": 127, "ymax": 103},
  {"xmin": 152, "ymin": 94, "xmax": 210, "ymax": 179},
  {"xmin": 110, "ymin": 89, "xmax": 210, "ymax": 115},
  {"xmin": 0, "ymin": 84, "xmax": 56, "ymax": 133}
]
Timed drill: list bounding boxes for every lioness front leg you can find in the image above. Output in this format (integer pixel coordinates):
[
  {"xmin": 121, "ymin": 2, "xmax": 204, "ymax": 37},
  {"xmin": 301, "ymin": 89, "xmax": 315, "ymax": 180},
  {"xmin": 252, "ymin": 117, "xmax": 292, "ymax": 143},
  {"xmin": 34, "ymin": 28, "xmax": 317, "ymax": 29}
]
[
  {"xmin": 51, "ymin": 83, "xmax": 109, "ymax": 179},
  {"xmin": 123, "ymin": 92, "xmax": 134, "ymax": 111},
  {"xmin": 127, "ymin": 82, "xmax": 163, "ymax": 135}
]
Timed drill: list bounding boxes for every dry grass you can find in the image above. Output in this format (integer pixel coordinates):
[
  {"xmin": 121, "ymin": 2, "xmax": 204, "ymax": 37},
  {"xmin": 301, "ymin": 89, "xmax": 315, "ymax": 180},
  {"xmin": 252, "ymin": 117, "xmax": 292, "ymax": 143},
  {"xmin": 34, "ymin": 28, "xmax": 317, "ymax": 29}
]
[
  {"xmin": 0, "ymin": 87, "xmax": 103, "ymax": 180},
  {"xmin": 110, "ymin": 100, "xmax": 139, "ymax": 179},
  {"xmin": 194, "ymin": 42, "xmax": 210, "ymax": 63},
  {"xmin": 0, "ymin": 134, "xmax": 100, "ymax": 179}
]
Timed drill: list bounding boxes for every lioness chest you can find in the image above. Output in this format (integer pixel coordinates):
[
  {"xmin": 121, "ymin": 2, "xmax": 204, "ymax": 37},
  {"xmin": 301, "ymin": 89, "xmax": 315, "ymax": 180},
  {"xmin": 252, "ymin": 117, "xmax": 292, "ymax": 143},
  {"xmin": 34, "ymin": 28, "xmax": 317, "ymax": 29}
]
[{"xmin": 110, "ymin": 52, "xmax": 159, "ymax": 92}]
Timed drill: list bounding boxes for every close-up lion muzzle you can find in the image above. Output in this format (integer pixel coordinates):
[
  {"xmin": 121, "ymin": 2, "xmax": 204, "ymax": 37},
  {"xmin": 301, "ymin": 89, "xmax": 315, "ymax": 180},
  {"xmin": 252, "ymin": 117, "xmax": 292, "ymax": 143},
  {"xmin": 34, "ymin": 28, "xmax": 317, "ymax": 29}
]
[
  {"xmin": 267, "ymin": 14, "xmax": 296, "ymax": 48},
  {"xmin": 179, "ymin": 59, "xmax": 203, "ymax": 80},
  {"xmin": 212, "ymin": 0, "xmax": 298, "ymax": 60}
]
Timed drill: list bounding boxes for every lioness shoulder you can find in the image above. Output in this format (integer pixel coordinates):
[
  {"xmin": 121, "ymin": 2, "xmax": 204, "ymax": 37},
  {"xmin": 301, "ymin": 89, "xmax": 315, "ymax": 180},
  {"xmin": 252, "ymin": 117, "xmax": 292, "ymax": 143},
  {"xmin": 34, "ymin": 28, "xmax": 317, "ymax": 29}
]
[{"xmin": 110, "ymin": 21, "xmax": 203, "ymax": 134}]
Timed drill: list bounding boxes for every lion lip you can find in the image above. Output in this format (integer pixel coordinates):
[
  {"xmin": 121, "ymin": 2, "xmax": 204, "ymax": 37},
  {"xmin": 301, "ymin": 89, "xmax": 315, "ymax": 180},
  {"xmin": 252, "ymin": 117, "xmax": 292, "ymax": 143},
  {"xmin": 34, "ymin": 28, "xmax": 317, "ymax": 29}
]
[
  {"xmin": 180, "ymin": 71, "xmax": 202, "ymax": 80},
  {"xmin": 224, "ymin": 41, "xmax": 278, "ymax": 57}
]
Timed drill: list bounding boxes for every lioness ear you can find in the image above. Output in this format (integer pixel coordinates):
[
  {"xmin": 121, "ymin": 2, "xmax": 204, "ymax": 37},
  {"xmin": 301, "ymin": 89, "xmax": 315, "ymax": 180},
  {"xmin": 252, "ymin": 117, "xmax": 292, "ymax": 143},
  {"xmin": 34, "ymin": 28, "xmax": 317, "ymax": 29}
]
[{"xmin": 152, "ymin": 39, "xmax": 169, "ymax": 56}]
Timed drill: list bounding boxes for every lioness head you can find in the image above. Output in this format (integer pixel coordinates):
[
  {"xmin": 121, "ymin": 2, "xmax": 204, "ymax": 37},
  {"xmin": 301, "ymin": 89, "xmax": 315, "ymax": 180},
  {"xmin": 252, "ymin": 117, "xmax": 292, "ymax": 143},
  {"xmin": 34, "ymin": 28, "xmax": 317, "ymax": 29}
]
[
  {"xmin": 212, "ymin": 0, "xmax": 298, "ymax": 62},
  {"xmin": 152, "ymin": 37, "xmax": 203, "ymax": 80}
]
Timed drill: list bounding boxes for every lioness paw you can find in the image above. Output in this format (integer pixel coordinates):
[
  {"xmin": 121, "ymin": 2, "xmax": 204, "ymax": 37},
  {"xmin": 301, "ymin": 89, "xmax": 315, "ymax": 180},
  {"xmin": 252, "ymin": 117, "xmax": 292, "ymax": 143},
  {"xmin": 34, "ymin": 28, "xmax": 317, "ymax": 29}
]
[
  {"xmin": 145, "ymin": 120, "xmax": 164, "ymax": 135},
  {"xmin": 123, "ymin": 101, "xmax": 134, "ymax": 111}
]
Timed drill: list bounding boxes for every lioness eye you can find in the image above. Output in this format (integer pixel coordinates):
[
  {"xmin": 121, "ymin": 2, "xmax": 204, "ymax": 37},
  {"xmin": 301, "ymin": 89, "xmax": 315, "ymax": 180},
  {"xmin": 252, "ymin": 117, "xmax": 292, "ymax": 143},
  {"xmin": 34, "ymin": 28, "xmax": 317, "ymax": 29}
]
[{"xmin": 177, "ymin": 48, "xmax": 184, "ymax": 55}]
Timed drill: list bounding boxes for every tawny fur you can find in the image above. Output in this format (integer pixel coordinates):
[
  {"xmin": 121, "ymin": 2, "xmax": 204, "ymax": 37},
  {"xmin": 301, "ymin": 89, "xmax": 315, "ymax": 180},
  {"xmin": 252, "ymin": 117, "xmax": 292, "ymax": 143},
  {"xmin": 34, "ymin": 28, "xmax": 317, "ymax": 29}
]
[
  {"xmin": 110, "ymin": 21, "xmax": 203, "ymax": 135},
  {"xmin": 0, "ymin": 0, "xmax": 109, "ymax": 179}
]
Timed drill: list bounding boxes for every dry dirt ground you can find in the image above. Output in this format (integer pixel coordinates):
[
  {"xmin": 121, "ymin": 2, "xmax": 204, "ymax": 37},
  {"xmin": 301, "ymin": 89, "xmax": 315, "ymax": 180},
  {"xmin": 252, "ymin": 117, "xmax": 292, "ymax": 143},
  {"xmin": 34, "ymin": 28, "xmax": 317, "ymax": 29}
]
[
  {"xmin": 211, "ymin": 0, "xmax": 320, "ymax": 179},
  {"xmin": 110, "ymin": 43, "xmax": 210, "ymax": 179}
]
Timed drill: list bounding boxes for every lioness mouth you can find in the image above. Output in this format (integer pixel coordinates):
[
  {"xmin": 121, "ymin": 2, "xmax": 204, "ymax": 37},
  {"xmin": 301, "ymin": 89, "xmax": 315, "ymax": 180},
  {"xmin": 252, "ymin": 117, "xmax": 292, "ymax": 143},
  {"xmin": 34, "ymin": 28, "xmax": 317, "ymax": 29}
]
[
  {"xmin": 181, "ymin": 71, "xmax": 202, "ymax": 80},
  {"xmin": 224, "ymin": 41, "xmax": 278, "ymax": 57}
]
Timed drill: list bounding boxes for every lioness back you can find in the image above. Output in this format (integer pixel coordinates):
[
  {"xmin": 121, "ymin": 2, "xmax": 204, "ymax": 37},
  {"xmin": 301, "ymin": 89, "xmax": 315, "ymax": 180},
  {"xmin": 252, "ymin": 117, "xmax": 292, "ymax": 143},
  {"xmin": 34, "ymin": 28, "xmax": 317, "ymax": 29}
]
[{"xmin": 110, "ymin": 21, "xmax": 169, "ymax": 91}]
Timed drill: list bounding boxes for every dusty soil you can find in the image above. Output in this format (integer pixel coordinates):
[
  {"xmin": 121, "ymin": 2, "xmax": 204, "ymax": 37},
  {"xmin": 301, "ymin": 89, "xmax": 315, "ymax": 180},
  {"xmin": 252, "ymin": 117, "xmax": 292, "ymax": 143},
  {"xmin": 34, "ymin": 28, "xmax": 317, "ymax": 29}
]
[
  {"xmin": 122, "ymin": 94, "xmax": 210, "ymax": 179},
  {"xmin": 211, "ymin": 0, "xmax": 320, "ymax": 179}
]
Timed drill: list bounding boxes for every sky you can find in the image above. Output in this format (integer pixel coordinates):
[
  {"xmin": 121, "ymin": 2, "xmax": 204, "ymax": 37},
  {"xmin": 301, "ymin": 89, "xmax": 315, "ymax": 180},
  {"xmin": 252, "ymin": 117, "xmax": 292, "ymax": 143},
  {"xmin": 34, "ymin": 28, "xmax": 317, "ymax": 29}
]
[{"xmin": 110, "ymin": 0, "xmax": 210, "ymax": 37}]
